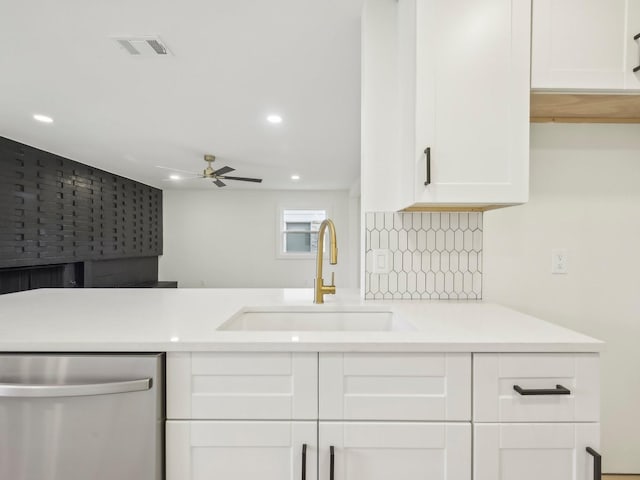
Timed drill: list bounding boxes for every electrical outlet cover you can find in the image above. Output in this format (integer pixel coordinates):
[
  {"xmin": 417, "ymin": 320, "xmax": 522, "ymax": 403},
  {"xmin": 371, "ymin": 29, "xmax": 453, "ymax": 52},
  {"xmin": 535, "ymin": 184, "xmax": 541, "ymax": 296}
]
[{"xmin": 551, "ymin": 248, "xmax": 569, "ymax": 274}]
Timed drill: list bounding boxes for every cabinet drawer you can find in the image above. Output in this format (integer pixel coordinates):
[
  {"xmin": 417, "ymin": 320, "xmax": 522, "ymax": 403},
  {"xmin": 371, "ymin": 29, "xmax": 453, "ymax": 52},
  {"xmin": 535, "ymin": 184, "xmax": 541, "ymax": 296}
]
[
  {"xmin": 319, "ymin": 353, "xmax": 471, "ymax": 421},
  {"xmin": 473, "ymin": 353, "xmax": 599, "ymax": 422},
  {"xmin": 167, "ymin": 352, "xmax": 317, "ymax": 420}
]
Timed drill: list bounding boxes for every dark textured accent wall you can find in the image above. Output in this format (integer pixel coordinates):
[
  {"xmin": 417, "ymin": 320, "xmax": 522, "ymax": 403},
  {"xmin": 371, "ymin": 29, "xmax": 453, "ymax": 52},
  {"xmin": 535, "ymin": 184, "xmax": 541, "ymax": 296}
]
[{"xmin": 0, "ymin": 136, "xmax": 162, "ymax": 269}]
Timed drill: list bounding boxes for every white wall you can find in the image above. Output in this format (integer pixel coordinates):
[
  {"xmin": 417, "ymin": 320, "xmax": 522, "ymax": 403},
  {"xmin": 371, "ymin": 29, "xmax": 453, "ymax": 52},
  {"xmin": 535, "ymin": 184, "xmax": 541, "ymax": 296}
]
[
  {"xmin": 484, "ymin": 123, "xmax": 640, "ymax": 473},
  {"xmin": 159, "ymin": 189, "xmax": 359, "ymax": 289}
]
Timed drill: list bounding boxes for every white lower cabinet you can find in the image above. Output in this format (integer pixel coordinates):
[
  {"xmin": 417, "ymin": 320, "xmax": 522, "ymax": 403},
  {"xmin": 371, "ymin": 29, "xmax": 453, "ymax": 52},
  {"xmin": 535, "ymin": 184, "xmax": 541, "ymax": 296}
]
[
  {"xmin": 166, "ymin": 420, "xmax": 317, "ymax": 480},
  {"xmin": 319, "ymin": 422, "xmax": 471, "ymax": 480},
  {"xmin": 474, "ymin": 423, "xmax": 600, "ymax": 480},
  {"xmin": 166, "ymin": 352, "xmax": 599, "ymax": 480},
  {"xmin": 166, "ymin": 421, "xmax": 470, "ymax": 480},
  {"xmin": 473, "ymin": 353, "xmax": 602, "ymax": 480}
]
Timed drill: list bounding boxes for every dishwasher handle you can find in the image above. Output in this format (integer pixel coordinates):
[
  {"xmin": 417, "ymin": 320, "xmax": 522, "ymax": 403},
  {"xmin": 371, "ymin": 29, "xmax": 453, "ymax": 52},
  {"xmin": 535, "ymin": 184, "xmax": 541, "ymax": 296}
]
[{"xmin": 0, "ymin": 378, "xmax": 152, "ymax": 398}]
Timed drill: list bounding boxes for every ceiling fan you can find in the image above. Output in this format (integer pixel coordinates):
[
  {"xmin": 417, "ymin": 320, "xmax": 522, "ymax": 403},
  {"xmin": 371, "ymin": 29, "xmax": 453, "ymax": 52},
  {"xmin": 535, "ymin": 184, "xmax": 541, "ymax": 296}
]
[{"xmin": 158, "ymin": 154, "xmax": 263, "ymax": 187}]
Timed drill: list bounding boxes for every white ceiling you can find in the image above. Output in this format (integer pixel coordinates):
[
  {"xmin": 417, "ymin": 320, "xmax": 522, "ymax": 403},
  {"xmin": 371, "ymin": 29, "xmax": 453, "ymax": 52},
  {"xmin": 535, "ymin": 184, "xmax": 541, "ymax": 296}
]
[{"xmin": 0, "ymin": 0, "xmax": 362, "ymax": 190}]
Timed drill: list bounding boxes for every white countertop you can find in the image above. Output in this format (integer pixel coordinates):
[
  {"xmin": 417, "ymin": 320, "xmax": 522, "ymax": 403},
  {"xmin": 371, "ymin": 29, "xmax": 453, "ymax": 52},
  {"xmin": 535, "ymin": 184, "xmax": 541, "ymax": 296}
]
[{"xmin": 0, "ymin": 288, "xmax": 602, "ymax": 352}]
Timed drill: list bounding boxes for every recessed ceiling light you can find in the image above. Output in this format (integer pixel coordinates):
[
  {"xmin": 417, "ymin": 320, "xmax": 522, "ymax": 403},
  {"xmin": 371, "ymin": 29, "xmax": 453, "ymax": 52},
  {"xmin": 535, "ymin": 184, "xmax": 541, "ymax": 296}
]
[
  {"xmin": 33, "ymin": 114, "xmax": 53, "ymax": 123},
  {"xmin": 267, "ymin": 114, "xmax": 283, "ymax": 124},
  {"xmin": 169, "ymin": 174, "xmax": 181, "ymax": 180},
  {"xmin": 291, "ymin": 174, "xmax": 300, "ymax": 181}
]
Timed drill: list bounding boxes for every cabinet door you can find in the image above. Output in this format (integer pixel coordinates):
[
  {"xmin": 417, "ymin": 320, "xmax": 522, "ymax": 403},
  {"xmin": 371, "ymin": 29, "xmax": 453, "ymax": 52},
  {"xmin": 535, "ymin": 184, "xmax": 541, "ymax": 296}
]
[
  {"xmin": 167, "ymin": 352, "xmax": 317, "ymax": 420},
  {"xmin": 319, "ymin": 422, "xmax": 470, "ymax": 480},
  {"xmin": 474, "ymin": 423, "xmax": 600, "ymax": 480},
  {"xmin": 404, "ymin": 0, "xmax": 530, "ymax": 206},
  {"xmin": 532, "ymin": 0, "xmax": 629, "ymax": 90},
  {"xmin": 319, "ymin": 352, "xmax": 470, "ymax": 421},
  {"xmin": 627, "ymin": 0, "xmax": 640, "ymax": 89},
  {"xmin": 166, "ymin": 420, "xmax": 317, "ymax": 480}
]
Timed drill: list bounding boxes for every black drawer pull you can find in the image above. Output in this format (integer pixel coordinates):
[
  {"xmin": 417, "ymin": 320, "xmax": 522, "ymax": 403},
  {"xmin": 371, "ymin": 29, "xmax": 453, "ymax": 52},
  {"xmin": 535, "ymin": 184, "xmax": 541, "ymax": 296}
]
[
  {"xmin": 513, "ymin": 384, "xmax": 571, "ymax": 395},
  {"xmin": 302, "ymin": 443, "xmax": 307, "ymax": 480},
  {"xmin": 586, "ymin": 447, "xmax": 602, "ymax": 480},
  {"xmin": 330, "ymin": 445, "xmax": 335, "ymax": 480},
  {"xmin": 424, "ymin": 147, "xmax": 431, "ymax": 186}
]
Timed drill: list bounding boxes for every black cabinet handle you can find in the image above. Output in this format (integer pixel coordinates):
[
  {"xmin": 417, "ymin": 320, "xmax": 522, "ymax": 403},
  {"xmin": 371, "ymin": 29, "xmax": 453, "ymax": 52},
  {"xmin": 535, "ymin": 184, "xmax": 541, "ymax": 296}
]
[
  {"xmin": 513, "ymin": 384, "xmax": 571, "ymax": 395},
  {"xmin": 302, "ymin": 444, "xmax": 307, "ymax": 480},
  {"xmin": 330, "ymin": 445, "xmax": 335, "ymax": 480},
  {"xmin": 586, "ymin": 447, "xmax": 602, "ymax": 480},
  {"xmin": 635, "ymin": 33, "xmax": 640, "ymax": 72},
  {"xmin": 424, "ymin": 147, "xmax": 431, "ymax": 186}
]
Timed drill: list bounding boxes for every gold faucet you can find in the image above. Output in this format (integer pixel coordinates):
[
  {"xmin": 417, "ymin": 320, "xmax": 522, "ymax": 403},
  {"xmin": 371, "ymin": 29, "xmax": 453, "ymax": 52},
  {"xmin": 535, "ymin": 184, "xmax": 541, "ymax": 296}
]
[{"xmin": 314, "ymin": 219, "xmax": 338, "ymax": 304}]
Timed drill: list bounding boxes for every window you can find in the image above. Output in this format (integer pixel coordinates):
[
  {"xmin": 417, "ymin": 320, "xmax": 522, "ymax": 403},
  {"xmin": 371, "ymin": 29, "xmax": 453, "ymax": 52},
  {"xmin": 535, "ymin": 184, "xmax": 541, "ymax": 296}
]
[{"xmin": 279, "ymin": 209, "xmax": 327, "ymax": 257}]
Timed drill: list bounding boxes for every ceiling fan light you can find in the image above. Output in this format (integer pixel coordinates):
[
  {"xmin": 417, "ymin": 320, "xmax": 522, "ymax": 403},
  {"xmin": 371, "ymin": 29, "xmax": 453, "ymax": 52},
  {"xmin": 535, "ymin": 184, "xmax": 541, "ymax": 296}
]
[{"xmin": 33, "ymin": 114, "xmax": 53, "ymax": 123}]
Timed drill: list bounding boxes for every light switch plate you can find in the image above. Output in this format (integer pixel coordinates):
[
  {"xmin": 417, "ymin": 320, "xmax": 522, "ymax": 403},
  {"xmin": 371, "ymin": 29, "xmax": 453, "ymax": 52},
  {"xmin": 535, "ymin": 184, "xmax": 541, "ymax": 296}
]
[{"xmin": 371, "ymin": 249, "xmax": 391, "ymax": 274}]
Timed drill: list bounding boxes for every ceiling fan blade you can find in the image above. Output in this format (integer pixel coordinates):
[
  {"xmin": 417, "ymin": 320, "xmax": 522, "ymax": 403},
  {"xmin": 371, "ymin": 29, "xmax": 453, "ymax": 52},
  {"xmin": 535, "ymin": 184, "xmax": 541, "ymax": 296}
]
[
  {"xmin": 155, "ymin": 165, "xmax": 200, "ymax": 175},
  {"xmin": 214, "ymin": 179, "xmax": 227, "ymax": 187},
  {"xmin": 213, "ymin": 166, "xmax": 235, "ymax": 176},
  {"xmin": 218, "ymin": 176, "xmax": 263, "ymax": 183}
]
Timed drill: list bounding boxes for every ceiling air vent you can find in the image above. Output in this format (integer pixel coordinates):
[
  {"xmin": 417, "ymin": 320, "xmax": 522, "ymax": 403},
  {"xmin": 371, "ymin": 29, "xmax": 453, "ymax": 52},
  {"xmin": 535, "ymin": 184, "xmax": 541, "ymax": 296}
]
[{"xmin": 113, "ymin": 36, "xmax": 172, "ymax": 57}]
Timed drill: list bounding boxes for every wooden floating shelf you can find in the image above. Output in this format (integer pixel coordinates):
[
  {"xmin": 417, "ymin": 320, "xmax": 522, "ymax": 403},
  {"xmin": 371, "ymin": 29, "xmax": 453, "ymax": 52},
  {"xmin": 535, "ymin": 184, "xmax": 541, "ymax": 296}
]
[{"xmin": 530, "ymin": 92, "xmax": 640, "ymax": 124}]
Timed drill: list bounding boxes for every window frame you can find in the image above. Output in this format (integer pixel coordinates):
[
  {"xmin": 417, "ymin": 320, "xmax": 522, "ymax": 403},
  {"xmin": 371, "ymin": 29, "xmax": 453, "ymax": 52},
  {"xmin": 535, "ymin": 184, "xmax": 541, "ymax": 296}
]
[{"xmin": 276, "ymin": 205, "xmax": 332, "ymax": 260}]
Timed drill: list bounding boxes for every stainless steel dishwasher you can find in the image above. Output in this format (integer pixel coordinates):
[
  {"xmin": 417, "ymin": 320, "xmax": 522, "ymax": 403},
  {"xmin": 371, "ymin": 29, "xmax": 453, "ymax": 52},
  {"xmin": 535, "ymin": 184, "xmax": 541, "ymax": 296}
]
[{"xmin": 0, "ymin": 353, "xmax": 164, "ymax": 480}]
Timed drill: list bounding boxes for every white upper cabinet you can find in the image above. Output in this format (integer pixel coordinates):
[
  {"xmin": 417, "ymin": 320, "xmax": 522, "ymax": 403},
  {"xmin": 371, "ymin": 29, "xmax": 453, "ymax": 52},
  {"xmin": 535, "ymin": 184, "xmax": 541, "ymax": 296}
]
[
  {"xmin": 532, "ymin": 0, "xmax": 640, "ymax": 90},
  {"xmin": 361, "ymin": 0, "xmax": 531, "ymax": 211},
  {"xmin": 403, "ymin": 0, "xmax": 531, "ymax": 208}
]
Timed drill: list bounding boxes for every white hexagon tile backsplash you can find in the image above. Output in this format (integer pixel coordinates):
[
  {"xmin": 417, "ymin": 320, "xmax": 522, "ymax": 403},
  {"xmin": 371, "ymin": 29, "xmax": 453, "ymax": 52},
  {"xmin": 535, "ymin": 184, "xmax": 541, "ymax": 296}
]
[{"xmin": 364, "ymin": 212, "xmax": 482, "ymax": 300}]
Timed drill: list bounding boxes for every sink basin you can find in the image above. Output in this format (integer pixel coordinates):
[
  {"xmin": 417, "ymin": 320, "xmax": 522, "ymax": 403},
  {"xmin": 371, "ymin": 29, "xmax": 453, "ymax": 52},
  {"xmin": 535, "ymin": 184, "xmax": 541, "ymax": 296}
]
[{"xmin": 218, "ymin": 308, "xmax": 415, "ymax": 332}]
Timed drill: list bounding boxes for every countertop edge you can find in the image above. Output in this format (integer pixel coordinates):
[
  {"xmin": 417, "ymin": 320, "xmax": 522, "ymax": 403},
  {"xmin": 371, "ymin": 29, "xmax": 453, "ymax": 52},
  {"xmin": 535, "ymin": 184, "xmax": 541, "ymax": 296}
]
[{"xmin": 0, "ymin": 341, "xmax": 604, "ymax": 353}]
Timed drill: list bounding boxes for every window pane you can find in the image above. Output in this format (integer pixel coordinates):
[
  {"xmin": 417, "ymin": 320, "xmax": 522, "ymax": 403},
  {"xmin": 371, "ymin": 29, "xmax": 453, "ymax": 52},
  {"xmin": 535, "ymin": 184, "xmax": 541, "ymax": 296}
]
[
  {"xmin": 285, "ymin": 232, "xmax": 311, "ymax": 252},
  {"xmin": 285, "ymin": 222, "xmax": 311, "ymax": 232}
]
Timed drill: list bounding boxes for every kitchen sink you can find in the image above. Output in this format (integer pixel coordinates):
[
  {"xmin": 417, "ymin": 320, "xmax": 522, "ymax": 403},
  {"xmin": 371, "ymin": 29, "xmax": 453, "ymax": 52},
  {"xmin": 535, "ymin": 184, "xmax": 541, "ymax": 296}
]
[{"xmin": 217, "ymin": 307, "xmax": 415, "ymax": 332}]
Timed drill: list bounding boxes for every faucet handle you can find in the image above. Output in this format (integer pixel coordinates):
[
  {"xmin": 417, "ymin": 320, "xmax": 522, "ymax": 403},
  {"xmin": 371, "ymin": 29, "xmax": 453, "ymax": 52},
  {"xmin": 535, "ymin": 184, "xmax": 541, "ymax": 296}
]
[{"xmin": 330, "ymin": 272, "xmax": 335, "ymax": 287}]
